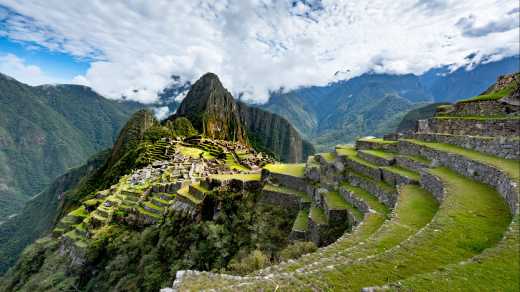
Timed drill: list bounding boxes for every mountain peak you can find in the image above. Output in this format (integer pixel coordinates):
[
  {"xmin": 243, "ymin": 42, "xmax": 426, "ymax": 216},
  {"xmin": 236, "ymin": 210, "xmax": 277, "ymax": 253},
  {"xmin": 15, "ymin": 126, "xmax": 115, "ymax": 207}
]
[{"xmin": 172, "ymin": 73, "xmax": 248, "ymax": 144}]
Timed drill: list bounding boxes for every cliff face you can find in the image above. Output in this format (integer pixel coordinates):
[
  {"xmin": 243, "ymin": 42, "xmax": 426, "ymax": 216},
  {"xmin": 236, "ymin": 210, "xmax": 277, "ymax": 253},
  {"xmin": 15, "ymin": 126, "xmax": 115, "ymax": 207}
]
[
  {"xmin": 173, "ymin": 73, "xmax": 314, "ymax": 162},
  {"xmin": 174, "ymin": 73, "xmax": 248, "ymax": 144},
  {"xmin": 237, "ymin": 102, "xmax": 315, "ymax": 162}
]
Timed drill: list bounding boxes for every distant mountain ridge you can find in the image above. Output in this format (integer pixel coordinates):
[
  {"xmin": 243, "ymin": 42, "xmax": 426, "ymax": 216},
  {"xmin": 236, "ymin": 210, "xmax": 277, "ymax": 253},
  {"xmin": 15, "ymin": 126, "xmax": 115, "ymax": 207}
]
[
  {"xmin": 261, "ymin": 55, "xmax": 519, "ymax": 149},
  {"xmin": 0, "ymin": 73, "xmax": 144, "ymax": 220}
]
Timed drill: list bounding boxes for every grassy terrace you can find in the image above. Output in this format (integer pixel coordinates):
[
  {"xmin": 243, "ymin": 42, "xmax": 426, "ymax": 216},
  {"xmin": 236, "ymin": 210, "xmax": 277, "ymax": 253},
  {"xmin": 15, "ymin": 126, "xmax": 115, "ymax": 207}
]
[
  {"xmin": 209, "ymin": 173, "xmax": 261, "ymax": 181},
  {"xmin": 263, "ymin": 184, "xmax": 311, "ymax": 203},
  {"xmin": 309, "ymin": 207, "xmax": 327, "ymax": 225},
  {"xmin": 136, "ymin": 206, "xmax": 162, "ymax": 219},
  {"xmin": 402, "ymin": 139, "xmax": 520, "ymax": 181},
  {"xmin": 225, "ymin": 153, "xmax": 249, "ymax": 171},
  {"xmin": 318, "ymin": 152, "xmax": 336, "ymax": 163},
  {"xmin": 177, "ymin": 144, "xmax": 214, "ymax": 159},
  {"xmin": 382, "ymin": 166, "xmax": 421, "ymax": 181},
  {"xmin": 264, "ymin": 163, "xmax": 305, "ymax": 178},
  {"xmin": 292, "ymin": 210, "xmax": 309, "ymax": 232},
  {"xmin": 457, "ymin": 81, "xmax": 518, "ymax": 103},
  {"xmin": 243, "ymin": 167, "xmax": 511, "ymax": 291},
  {"xmin": 177, "ymin": 187, "xmax": 202, "ymax": 204},
  {"xmin": 356, "ymin": 138, "xmax": 398, "ymax": 145},
  {"xmin": 281, "ymin": 184, "xmax": 437, "ymax": 273},
  {"xmin": 340, "ymin": 183, "xmax": 389, "ymax": 215},
  {"xmin": 337, "ymin": 145, "xmax": 421, "ymax": 181},
  {"xmin": 399, "ymin": 154, "xmax": 430, "ymax": 164},
  {"xmin": 359, "ymin": 149, "xmax": 396, "ymax": 160},
  {"xmin": 324, "ymin": 191, "xmax": 363, "ymax": 220},
  {"xmin": 389, "ymin": 215, "xmax": 519, "ymax": 291},
  {"xmin": 349, "ymin": 169, "xmax": 395, "ymax": 194}
]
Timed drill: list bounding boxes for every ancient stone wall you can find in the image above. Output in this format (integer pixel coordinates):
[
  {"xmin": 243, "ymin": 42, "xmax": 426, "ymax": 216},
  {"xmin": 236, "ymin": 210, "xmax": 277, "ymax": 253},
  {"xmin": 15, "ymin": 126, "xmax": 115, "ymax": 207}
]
[
  {"xmin": 399, "ymin": 140, "xmax": 519, "ymax": 214},
  {"xmin": 443, "ymin": 100, "xmax": 519, "ymax": 116},
  {"xmin": 417, "ymin": 118, "xmax": 519, "ymax": 137},
  {"xmin": 405, "ymin": 133, "xmax": 519, "ymax": 160}
]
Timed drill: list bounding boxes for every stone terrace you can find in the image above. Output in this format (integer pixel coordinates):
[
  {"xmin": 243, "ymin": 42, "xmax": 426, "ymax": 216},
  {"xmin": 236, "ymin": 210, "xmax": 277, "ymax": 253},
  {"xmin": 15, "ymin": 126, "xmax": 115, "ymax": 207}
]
[{"xmin": 168, "ymin": 77, "xmax": 520, "ymax": 291}]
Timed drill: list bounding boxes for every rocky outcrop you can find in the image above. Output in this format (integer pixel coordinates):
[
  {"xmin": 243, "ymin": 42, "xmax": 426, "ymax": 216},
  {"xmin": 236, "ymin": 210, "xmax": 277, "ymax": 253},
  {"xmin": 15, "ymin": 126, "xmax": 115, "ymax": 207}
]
[
  {"xmin": 173, "ymin": 73, "xmax": 248, "ymax": 144},
  {"xmin": 237, "ymin": 102, "xmax": 315, "ymax": 162}
]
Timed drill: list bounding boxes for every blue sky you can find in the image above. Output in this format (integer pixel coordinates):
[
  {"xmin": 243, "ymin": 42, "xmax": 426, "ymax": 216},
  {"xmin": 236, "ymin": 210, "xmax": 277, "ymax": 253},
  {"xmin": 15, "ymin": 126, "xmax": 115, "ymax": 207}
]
[
  {"xmin": 0, "ymin": 36, "xmax": 89, "ymax": 82},
  {"xmin": 0, "ymin": 1, "xmax": 518, "ymax": 103}
]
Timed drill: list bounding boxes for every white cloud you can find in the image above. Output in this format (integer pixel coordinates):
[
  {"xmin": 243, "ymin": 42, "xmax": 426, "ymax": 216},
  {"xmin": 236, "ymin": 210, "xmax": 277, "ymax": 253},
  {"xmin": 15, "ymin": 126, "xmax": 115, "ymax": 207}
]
[
  {"xmin": 0, "ymin": 53, "xmax": 65, "ymax": 85},
  {"xmin": 0, "ymin": 0, "xmax": 518, "ymax": 103},
  {"xmin": 152, "ymin": 106, "xmax": 171, "ymax": 120}
]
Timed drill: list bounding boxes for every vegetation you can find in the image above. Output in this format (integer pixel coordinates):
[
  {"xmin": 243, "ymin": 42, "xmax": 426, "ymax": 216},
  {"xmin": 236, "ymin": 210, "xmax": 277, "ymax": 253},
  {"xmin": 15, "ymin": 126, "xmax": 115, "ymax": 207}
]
[{"xmin": 264, "ymin": 163, "xmax": 306, "ymax": 177}]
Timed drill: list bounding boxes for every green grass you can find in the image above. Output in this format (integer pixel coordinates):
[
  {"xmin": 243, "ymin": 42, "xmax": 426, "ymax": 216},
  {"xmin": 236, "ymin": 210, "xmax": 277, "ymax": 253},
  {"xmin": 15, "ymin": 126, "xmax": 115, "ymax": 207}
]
[
  {"xmin": 359, "ymin": 149, "xmax": 396, "ymax": 160},
  {"xmin": 400, "ymin": 154, "xmax": 430, "ymax": 164},
  {"xmin": 192, "ymin": 182, "xmax": 209, "ymax": 193},
  {"xmin": 457, "ymin": 81, "xmax": 518, "ymax": 103},
  {"xmin": 225, "ymin": 153, "xmax": 249, "ymax": 171},
  {"xmin": 403, "ymin": 139, "xmax": 520, "ymax": 181},
  {"xmin": 382, "ymin": 166, "xmax": 421, "ymax": 181},
  {"xmin": 229, "ymin": 167, "xmax": 510, "ymax": 290},
  {"xmin": 263, "ymin": 184, "xmax": 311, "ymax": 203},
  {"xmin": 340, "ymin": 183, "xmax": 389, "ymax": 215},
  {"xmin": 152, "ymin": 196, "xmax": 169, "ymax": 206},
  {"xmin": 69, "ymin": 206, "xmax": 88, "ymax": 218},
  {"xmin": 348, "ymin": 169, "xmax": 395, "ymax": 193},
  {"xmin": 177, "ymin": 145, "xmax": 214, "ymax": 159},
  {"xmin": 310, "ymin": 207, "xmax": 327, "ymax": 225},
  {"xmin": 318, "ymin": 152, "xmax": 336, "ymax": 163},
  {"xmin": 209, "ymin": 173, "xmax": 261, "ymax": 182},
  {"xmin": 136, "ymin": 206, "xmax": 162, "ymax": 219},
  {"xmin": 324, "ymin": 191, "xmax": 363, "ymax": 220},
  {"xmin": 389, "ymin": 215, "xmax": 519, "ymax": 291},
  {"xmin": 177, "ymin": 187, "xmax": 202, "ymax": 204},
  {"xmin": 292, "ymin": 210, "xmax": 309, "ymax": 232},
  {"xmin": 336, "ymin": 146, "xmax": 380, "ymax": 170},
  {"xmin": 264, "ymin": 163, "xmax": 305, "ymax": 177},
  {"xmin": 356, "ymin": 138, "xmax": 398, "ymax": 144}
]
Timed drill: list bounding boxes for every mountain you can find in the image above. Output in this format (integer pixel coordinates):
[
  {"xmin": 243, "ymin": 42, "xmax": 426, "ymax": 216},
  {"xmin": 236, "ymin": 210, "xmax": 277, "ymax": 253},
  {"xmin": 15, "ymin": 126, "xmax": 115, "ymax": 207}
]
[
  {"xmin": 262, "ymin": 73, "xmax": 432, "ymax": 150},
  {"xmin": 0, "ymin": 73, "xmax": 144, "ymax": 221},
  {"xmin": 0, "ymin": 109, "xmax": 159, "ymax": 274},
  {"xmin": 173, "ymin": 73, "xmax": 248, "ymax": 144},
  {"xmin": 396, "ymin": 102, "xmax": 450, "ymax": 133},
  {"xmin": 172, "ymin": 73, "xmax": 314, "ymax": 162},
  {"xmin": 262, "ymin": 56, "xmax": 519, "ymax": 149},
  {"xmin": 420, "ymin": 55, "xmax": 520, "ymax": 102}
]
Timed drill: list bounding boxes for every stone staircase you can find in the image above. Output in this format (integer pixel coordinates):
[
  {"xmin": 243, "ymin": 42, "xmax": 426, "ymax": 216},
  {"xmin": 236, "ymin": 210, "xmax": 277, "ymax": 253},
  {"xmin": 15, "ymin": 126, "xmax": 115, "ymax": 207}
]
[{"xmin": 168, "ymin": 88, "xmax": 520, "ymax": 291}]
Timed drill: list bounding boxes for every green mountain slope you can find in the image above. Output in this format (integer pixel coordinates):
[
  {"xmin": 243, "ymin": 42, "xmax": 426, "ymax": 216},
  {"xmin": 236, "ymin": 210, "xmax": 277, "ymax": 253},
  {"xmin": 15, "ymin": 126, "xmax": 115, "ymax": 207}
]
[{"xmin": 0, "ymin": 73, "xmax": 143, "ymax": 220}]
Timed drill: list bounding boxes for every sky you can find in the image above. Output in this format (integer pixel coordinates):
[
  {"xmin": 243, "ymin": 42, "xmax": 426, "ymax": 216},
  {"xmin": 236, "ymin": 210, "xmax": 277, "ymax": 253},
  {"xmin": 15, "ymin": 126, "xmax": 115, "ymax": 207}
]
[{"xmin": 0, "ymin": 0, "xmax": 518, "ymax": 104}]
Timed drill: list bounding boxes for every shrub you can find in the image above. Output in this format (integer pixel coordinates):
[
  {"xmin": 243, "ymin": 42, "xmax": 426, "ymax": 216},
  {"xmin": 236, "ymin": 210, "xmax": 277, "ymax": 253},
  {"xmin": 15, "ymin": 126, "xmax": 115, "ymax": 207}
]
[
  {"xmin": 228, "ymin": 249, "xmax": 270, "ymax": 275},
  {"xmin": 279, "ymin": 241, "xmax": 317, "ymax": 261}
]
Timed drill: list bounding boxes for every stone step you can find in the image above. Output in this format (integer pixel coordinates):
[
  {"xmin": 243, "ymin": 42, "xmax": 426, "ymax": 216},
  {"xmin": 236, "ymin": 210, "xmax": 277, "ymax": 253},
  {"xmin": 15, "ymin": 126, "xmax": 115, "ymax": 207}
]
[
  {"xmin": 354, "ymin": 138, "xmax": 399, "ymax": 152},
  {"xmin": 345, "ymin": 171, "xmax": 397, "ymax": 208},
  {"xmin": 380, "ymin": 166, "xmax": 420, "ymax": 186},
  {"xmin": 189, "ymin": 183, "xmax": 209, "ymax": 201},
  {"xmin": 289, "ymin": 210, "xmax": 309, "ymax": 241},
  {"xmin": 336, "ymin": 147, "xmax": 382, "ymax": 182},
  {"xmin": 394, "ymin": 154, "xmax": 430, "ymax": 172},
  {"xmin": 260, "ymin": 183, "xmax": 312, "ymax": 210},
  {"xmin": 308, "ymin": 207, "xmax": 329, "ymax": 247},
  {"xmin": 142, "ymin": 201, "xmax": 164, "ymax": 215},
  {"xmin": 357, "ymin": 150, "xmax": 396, "ymax": 166},
  {"xmin": 405, "ymin": 133, "xmax": 520, "ymax": 160},
  {"xmin": 151, "ymin": 196, "xmax": 170, "ymax": 208},
  {"xmin": 339, "ymin": 183, "xmax": 389, "ymax": 215},
  {"xmin": 263, "ymin": 164, "xmax": 307, "ymax": 192},
  {"xmin": 181, "ymin": 167, "xmax": 510, "ymax": 290},
  {"xmin": 322, "ymin": 190, "xmax": 363, "ymax": 225},
  {"xmin": 417, "ymin": 116, "xmax": 520, "ymax": 137},
  {"xmin": 398, "ymin": 139, "xmax": 519, "ymax": 214}
]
